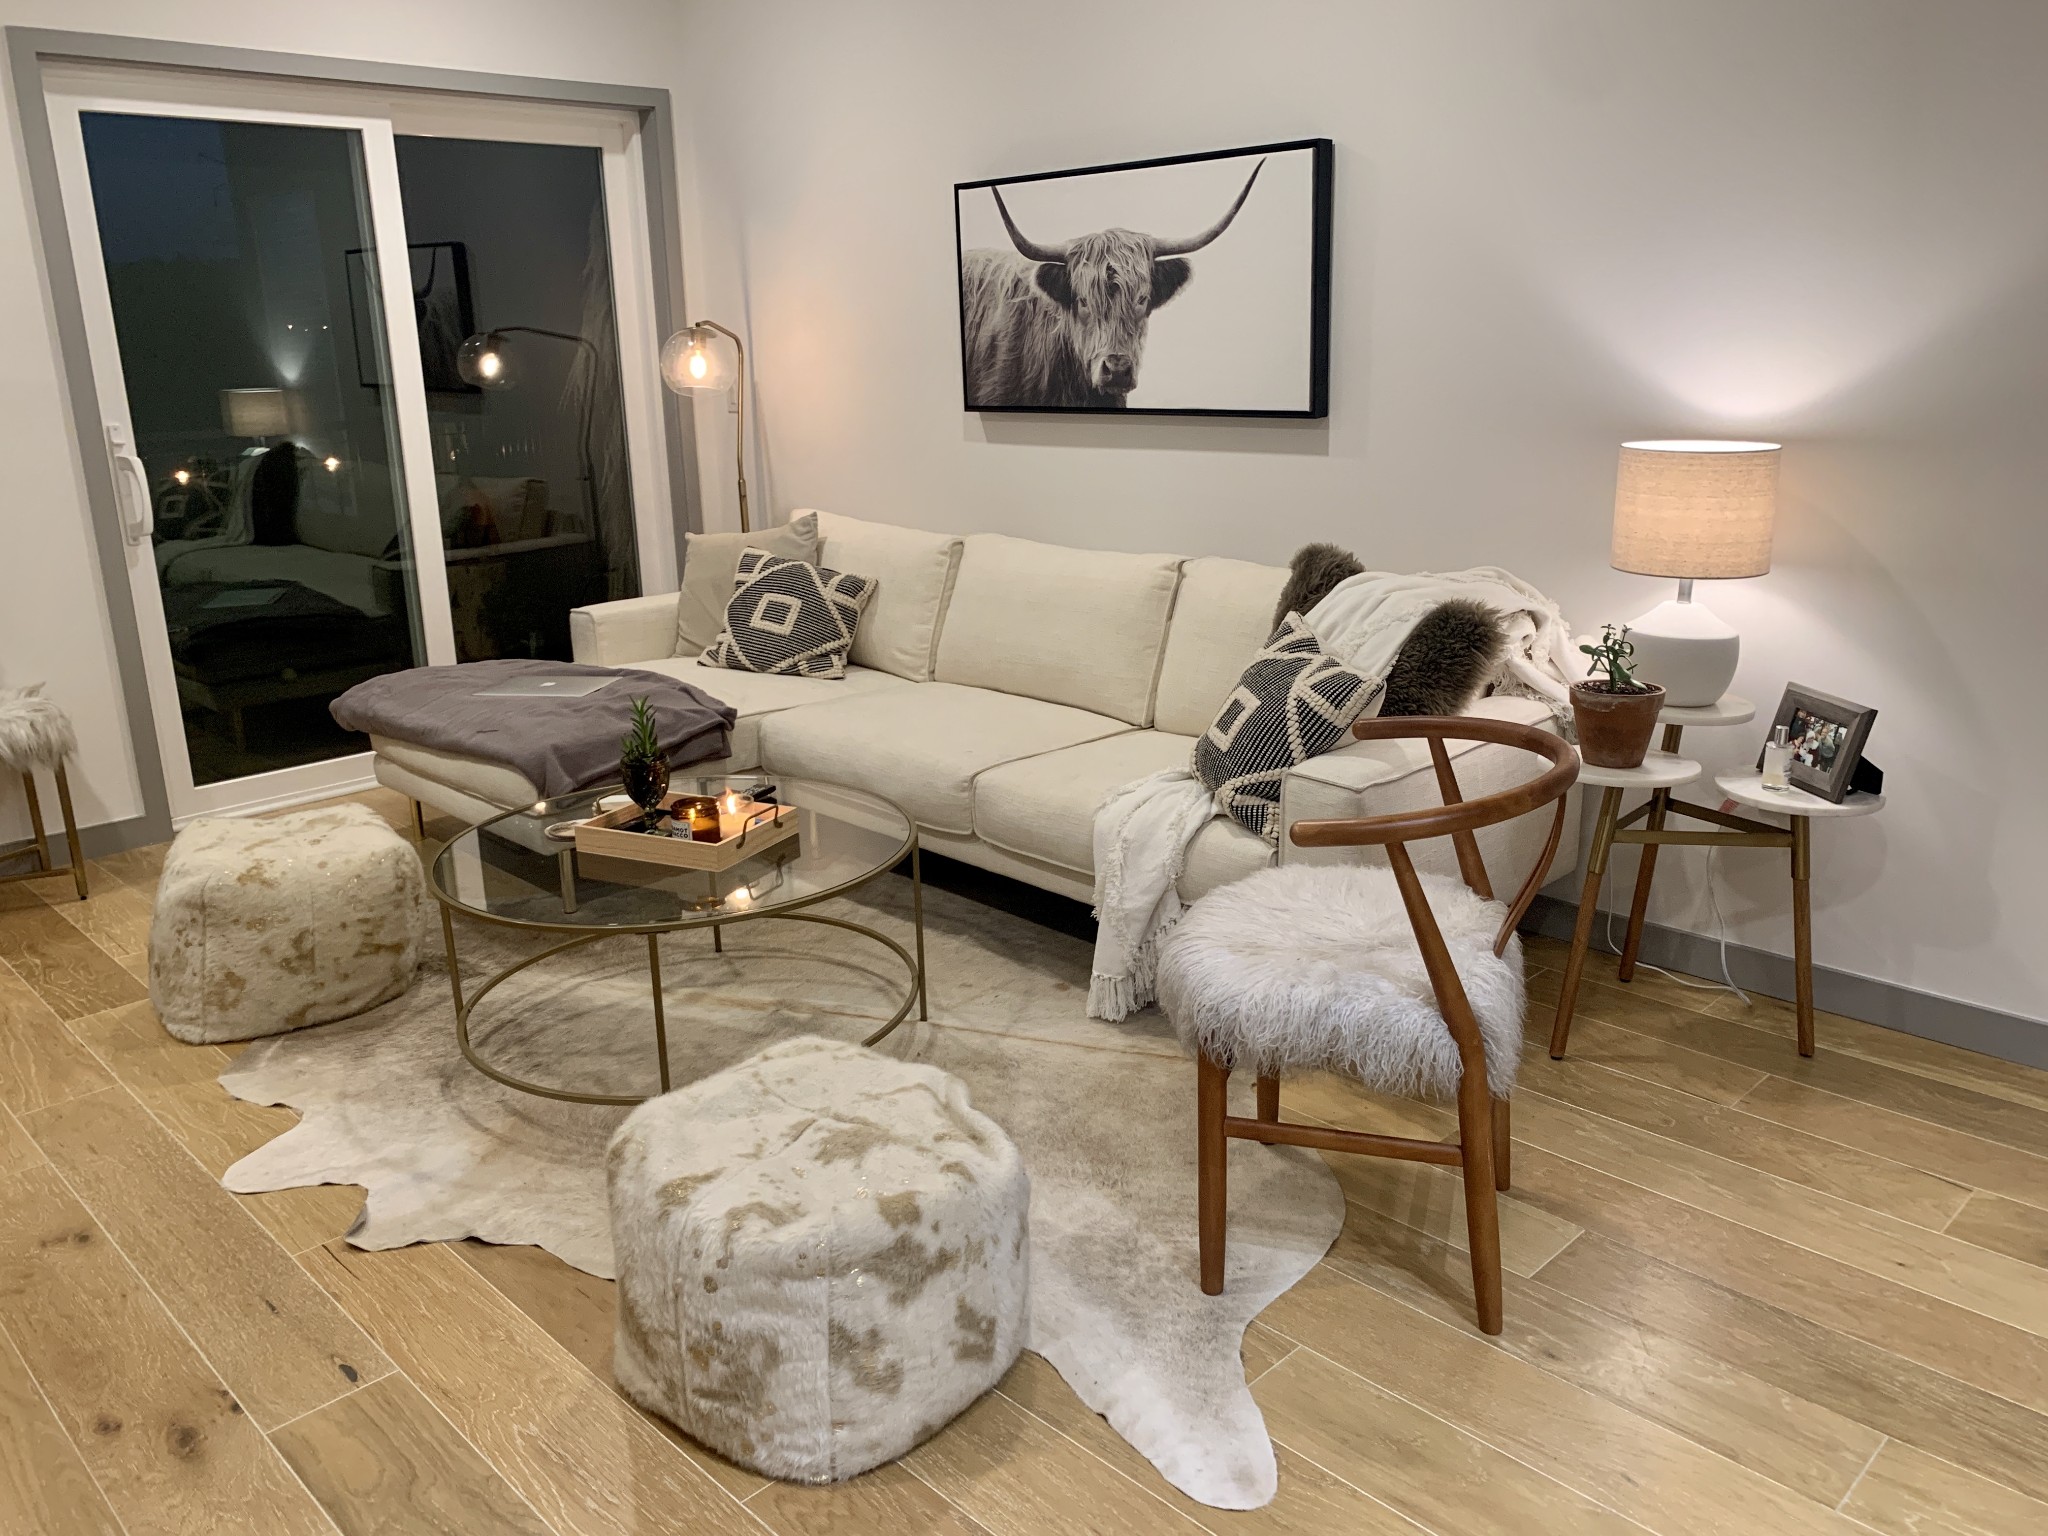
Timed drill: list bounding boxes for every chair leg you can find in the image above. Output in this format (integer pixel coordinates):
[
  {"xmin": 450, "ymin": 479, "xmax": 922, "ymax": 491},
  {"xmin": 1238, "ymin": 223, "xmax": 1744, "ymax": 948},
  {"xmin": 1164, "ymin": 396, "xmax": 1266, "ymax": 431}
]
[
  {"xmin": 52, "ymin": 763, "xmax": 87, "ymax": 901},
  {"xmin": 1198, "ymin": 1051, "xmax": 1230, "ymax": 1296},
  {"xmin": 1456, "ymin": 1088, "xmax": 1505, "ymax": 1335},
  {"xmin": 1492, "ymin": 1095, "xmax": 1512, "ymax": 1191},
  {"xmin": 1256, "ymin": 1074, "xmax": 1279, "ymax": 1123},
  {"xmin": 410, "ymin": 797, "xmax": 428, "ymax": 841}
]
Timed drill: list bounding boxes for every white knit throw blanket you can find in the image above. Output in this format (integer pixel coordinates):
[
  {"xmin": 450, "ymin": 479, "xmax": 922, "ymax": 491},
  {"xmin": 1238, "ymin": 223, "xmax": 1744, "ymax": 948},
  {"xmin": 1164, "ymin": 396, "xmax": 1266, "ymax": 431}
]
[{"xmin": 1086, "ymin": 566, "xmax": 1577, "ymax": 1022}]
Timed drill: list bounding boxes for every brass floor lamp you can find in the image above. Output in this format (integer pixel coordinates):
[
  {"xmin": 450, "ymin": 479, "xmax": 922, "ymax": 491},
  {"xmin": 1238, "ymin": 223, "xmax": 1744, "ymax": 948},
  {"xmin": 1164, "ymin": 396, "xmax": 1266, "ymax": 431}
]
[{"xmin": 661, "ymin": 322, "xmax": 749, "ymax": 532}]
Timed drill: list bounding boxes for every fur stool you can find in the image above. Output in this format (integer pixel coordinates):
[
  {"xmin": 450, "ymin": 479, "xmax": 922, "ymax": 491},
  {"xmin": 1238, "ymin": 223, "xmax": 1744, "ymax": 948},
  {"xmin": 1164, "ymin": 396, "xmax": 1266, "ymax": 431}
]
[
  {"xmin": 0, "ymin": 684, "xmax": 87, "ymax": 901},
  {"xmin": 149, "ymin": 803, "xmax": 422, "ymax": 1043},
  {"xmin": 606, "ymin": 1035, "xmax": 1030, "ymax": 1482}
]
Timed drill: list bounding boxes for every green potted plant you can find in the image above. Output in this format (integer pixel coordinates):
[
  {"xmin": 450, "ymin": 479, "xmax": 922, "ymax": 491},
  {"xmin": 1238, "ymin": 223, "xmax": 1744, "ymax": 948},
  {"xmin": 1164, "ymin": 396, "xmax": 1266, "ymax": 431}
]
[
  {"xmin": 618, "ymin": 696, "xmax": 671, "ymax": 811},
  {"xmin": 1572, "ymin": 624, "xmax": 1666, "ymax": 768}
]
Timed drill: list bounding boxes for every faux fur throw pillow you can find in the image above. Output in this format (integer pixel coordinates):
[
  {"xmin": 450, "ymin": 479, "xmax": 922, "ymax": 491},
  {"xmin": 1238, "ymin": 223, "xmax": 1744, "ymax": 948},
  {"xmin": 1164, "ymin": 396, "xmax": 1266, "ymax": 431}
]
[
  {"xmin": 1381, "ymin": 599, "xmax": 1505, "ymax": 717},
  {"xmin": 1271, "ymin": 542, "xmax": 1364, "ymax": 632}
]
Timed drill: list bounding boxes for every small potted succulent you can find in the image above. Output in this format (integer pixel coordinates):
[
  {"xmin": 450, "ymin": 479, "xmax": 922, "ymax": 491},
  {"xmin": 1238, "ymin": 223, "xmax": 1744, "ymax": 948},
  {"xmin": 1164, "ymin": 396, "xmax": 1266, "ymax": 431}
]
[
  {"xmin": 618, "ymin": 696, "xmax": 671, "ymax": 811},
  {"xmin": 1572, "ymin": 624, "xmax": 1666, "ymax": 768}
]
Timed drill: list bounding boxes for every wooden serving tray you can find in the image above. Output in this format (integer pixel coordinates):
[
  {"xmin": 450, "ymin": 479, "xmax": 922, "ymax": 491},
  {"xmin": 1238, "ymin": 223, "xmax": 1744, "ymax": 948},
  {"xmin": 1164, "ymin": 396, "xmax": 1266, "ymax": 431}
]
[{"xmin": 573, "ymin": 796, "xmax": 799, "ymax": 872}]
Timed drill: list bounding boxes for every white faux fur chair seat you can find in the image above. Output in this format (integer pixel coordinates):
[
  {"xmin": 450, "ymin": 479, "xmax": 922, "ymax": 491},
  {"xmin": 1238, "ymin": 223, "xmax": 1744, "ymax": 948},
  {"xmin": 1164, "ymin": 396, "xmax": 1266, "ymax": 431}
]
[
  {"xmin": 606, "ymin": 1035, "xmax": 1030, "ymax": 1483},
  {"xmin": 1157, "ymin": 863, "xmax": 1524, "ymax": 1100}
]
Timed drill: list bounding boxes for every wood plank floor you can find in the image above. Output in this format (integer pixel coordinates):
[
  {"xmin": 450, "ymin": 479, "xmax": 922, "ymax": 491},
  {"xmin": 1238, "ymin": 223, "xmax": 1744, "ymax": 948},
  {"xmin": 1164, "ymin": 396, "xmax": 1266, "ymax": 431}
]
[{"xmin": 2, "ymin": 787, "xmax": 2045, "ymax": 1534}]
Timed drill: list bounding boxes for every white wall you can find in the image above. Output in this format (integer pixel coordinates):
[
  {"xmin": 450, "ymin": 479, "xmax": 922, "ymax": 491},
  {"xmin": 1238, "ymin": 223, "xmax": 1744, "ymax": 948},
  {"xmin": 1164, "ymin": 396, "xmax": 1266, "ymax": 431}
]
[
  {"xmin": 0, "ymin": 0, "xmax": 684, "ymax": 839},
  {"xmin": 672, "ymin": 0, "xmax": 2048, "ymax": 1027}
]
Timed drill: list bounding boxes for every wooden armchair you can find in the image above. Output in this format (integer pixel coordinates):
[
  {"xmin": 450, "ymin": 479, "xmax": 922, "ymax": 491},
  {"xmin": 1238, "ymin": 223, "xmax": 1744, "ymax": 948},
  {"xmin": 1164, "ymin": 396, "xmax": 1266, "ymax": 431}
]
[{"xmin": 1156, "ymin": 716, "xmax": 1578, "ymax": 1335}]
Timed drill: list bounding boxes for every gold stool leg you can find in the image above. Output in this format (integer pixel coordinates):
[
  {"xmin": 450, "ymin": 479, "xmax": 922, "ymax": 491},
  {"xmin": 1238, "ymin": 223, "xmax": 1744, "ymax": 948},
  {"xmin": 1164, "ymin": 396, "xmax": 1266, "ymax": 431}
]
[
  {"xmin": 21, "ymin": 771, "xmax": 52, "ymax": 876},
  {"xmin": 52, "ymin": 763, "xmax": 87, "ymax": 901}
]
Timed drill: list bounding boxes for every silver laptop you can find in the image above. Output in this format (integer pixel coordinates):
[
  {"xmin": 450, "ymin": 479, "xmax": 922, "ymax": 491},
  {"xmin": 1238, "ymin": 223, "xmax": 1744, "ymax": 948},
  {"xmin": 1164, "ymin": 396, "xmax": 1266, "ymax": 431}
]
[{"xmin": 473, "ymin": 675, "xmax": 616, "ymax": 699}]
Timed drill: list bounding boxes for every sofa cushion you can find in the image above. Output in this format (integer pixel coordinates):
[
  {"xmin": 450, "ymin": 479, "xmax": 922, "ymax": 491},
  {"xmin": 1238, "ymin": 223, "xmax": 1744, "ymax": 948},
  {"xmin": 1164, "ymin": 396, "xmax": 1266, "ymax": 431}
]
[
  {"xmin": 1153, "ymin": 556, "xmax": 1290, "ymax": 737},
  {"xmin": 933, "ymin": 533, "xmax": 1181, "ymax": 727},
  {"xmin": 815, "ymin": 510, "xmax": 963, "ymax": 681},
  {"xmin": 1179, "ymin": 818, "xmax": 1275, "ymax": 903},
  {"xmin": 674, "ymin": 511, "xmax": 818, "ymax": 656},
  {"xmin": 701, "ymin": 549, "xmax": 875, "ymax": 679},
  {"xmin": 973, "ymin": 730, "xmax": 1196, "ymax": 876},
  {"xmin": 759, "ymin": 682, "xmax": 1130, "ymax": 835}
]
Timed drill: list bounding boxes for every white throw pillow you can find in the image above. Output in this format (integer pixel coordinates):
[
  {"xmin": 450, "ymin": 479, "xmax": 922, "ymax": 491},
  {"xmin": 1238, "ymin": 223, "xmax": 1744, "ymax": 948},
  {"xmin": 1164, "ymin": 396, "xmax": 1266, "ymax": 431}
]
[
  {"xmin": 814, "ymin": 509, "xmax": 963, "ymax": 680},
  {"xmin": 674, "ymin": 511, "xmax": 818, "ymax": 657}
]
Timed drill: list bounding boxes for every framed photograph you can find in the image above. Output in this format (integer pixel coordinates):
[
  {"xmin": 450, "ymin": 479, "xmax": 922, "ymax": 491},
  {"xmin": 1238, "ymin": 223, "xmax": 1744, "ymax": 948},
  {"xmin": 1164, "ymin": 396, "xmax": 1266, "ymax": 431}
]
[
  {"xmin": 1761, "ymin": 683, "xmax": 1877, "ymax": 803},
  {"xmin": 345, "ymin": 241, "xmax": 477, "ymax": 393},
  {"xmin": 954, "ymin": 139, "xmax": 1333, "ymax": 417}
]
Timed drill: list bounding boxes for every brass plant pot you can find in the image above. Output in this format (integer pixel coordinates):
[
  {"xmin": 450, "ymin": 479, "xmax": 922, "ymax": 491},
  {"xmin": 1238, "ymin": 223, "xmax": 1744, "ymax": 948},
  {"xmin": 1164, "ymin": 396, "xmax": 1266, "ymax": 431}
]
[{"xmin": 1570, "ymin": 683, "xmax": 1666, "ymax": 769}]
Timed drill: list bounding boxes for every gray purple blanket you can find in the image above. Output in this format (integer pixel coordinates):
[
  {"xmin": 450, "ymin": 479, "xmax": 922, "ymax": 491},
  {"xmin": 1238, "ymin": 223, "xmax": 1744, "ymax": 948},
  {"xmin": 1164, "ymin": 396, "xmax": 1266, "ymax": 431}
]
[{"xmin": 331, "ymin": 659, "xmax": 735, "ymax": 798}]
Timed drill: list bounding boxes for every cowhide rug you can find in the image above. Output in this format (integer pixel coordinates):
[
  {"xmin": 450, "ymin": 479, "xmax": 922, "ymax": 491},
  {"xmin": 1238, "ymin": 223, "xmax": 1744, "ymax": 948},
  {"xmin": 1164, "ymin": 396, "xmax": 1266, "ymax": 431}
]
[{"xmin": 220, "ymin": 875, "xmax": 1343, "ymax": 1509}]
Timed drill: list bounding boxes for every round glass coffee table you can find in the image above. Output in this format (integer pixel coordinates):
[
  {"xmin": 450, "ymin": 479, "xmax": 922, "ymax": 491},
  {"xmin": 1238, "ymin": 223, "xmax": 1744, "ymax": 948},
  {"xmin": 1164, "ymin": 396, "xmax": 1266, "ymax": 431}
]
[{"xmin": 426, "ymin": 775, "xmax": 926, "ymax": 1105}]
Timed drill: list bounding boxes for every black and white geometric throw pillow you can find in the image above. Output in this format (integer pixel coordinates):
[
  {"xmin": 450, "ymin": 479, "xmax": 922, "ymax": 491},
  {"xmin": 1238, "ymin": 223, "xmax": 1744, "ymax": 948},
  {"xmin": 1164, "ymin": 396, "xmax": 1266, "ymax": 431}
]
[
  {"xmin": 699, "ymin": 548, "xmax": 876, "ymax": 679},
  {"xmin": 1193, "ymin": 614, "xmax": 1383, "ymax": 842}
]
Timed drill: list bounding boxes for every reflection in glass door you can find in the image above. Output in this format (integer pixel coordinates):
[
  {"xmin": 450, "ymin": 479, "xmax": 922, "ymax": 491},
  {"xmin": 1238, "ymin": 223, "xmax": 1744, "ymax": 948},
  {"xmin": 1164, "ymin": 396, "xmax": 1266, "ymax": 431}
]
[
  {"xmin": 391, "ymin": 135, "xmax": 639, "ymax": 661},
  {"xmin": 72, "ymin": 110, "xmax": 435, "ymax": 792}
]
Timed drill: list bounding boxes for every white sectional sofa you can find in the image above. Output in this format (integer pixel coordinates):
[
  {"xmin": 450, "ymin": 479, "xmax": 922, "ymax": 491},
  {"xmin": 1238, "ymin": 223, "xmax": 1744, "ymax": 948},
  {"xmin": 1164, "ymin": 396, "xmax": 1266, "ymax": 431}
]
[{"xmin": 372, "ymin": 511, "xmax": 1578, "ymax": 908}]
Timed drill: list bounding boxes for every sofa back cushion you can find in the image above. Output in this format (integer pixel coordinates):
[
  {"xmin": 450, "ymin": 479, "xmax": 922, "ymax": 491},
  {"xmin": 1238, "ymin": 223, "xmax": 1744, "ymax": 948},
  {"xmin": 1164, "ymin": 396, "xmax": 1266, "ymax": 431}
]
[
  {"xmin": 1152, "ymin": 556, "xmax": 1290, "ymax": 736},
  {"xmin": 814, "ymin": 510, "xmax": 963, "ymax": 681},
  {"xmin": 674, "ymin": 511, "xmax": 819, "ymax": 656},
  {"xmin": 934, "ymin": 534, "xmax": 1182, "ymax": 726}
]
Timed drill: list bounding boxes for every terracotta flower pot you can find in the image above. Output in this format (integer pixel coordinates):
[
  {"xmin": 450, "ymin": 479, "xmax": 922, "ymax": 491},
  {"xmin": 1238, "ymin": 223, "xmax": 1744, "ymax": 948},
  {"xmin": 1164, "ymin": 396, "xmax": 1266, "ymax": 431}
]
[{"xmin": 1571, "ymin": 682, "xmax": 1667, "ymax": 769}]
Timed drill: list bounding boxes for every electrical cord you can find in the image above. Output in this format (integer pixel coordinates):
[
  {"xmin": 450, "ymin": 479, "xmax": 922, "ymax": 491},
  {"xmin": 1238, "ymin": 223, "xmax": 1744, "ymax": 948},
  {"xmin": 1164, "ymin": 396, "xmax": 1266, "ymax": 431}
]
[{"xmin": 1594, "ymin": 845, "xmax": 1751, "ymax": 1006}]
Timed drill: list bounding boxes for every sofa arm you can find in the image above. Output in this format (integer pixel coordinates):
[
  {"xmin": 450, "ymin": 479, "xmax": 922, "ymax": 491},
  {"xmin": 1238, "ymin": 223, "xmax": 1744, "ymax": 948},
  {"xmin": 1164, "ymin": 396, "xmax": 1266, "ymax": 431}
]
[
  {"xmin": 1278, "ymin": 697, "xmax": 1582, "ymax": 899},
  {"xmin": 570, "ymin": 592, "xmax": 679, "ymax": 666}
]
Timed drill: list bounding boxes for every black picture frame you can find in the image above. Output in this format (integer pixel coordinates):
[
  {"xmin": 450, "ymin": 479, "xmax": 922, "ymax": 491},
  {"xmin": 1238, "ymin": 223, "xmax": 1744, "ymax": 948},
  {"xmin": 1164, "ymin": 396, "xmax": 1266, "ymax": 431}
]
[
  {"xmin": 954, "ymin": 139, "xmax": 1334, "ymax": 418},
  {"xmin": 344, "ymin": 241, "xmax": 478, "ymax": 394},
  {"xmin": 1760, "ymin": 683, "xmax": 1878, "ymax": 803}
]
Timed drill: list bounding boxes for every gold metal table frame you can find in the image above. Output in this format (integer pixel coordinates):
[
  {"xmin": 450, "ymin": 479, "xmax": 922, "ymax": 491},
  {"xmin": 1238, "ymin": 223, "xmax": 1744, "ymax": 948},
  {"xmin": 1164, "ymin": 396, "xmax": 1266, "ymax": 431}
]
[
  {"xmin": 427, "ymin": 803, "xmax": 929, "ymax": 1108},
  {"xmin": 1552, "ymin": 720, "xmax": 1812, "ymax": 1059}
]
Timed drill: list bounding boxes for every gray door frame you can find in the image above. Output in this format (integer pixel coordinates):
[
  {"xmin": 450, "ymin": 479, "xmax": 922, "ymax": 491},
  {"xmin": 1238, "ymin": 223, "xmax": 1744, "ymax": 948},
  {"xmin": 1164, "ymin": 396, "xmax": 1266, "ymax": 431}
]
[{"xmin": 4, "ymin": 27, "xmax": 701, "ymax": 852}]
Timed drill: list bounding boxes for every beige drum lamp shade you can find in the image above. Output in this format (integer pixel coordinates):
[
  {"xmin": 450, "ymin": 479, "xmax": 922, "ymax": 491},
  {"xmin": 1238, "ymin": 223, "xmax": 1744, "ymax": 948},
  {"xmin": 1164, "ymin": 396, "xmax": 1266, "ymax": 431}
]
[
  {"xmin": 1611, "ymin": 440, "xmax": 1779, "ymax": 579},
  {"xmin": 219, "ymin": 387, "xmax": 290, "ymax": 439}
]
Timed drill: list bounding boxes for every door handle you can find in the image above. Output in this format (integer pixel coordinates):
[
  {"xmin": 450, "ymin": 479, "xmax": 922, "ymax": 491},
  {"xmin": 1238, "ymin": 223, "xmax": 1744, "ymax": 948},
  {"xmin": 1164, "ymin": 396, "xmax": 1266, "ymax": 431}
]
[{"xmin": 105, "ymin": 424, "xmax": 153, "ymax": 546}]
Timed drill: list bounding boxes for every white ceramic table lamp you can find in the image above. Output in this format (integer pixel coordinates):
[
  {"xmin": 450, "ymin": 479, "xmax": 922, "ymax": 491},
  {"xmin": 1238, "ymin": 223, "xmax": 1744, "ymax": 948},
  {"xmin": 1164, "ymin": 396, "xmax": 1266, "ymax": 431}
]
[{"xmin": 1610, "ymin": 440, "xmax": 1779, "ymax": 707}]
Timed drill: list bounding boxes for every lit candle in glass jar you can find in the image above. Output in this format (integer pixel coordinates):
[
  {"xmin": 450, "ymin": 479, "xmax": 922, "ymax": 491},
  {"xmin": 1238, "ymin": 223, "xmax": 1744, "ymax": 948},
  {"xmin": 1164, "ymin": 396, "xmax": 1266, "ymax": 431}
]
[{"xmin": 718, "ymin": 790, "xmax": 745, "ymax": 839}]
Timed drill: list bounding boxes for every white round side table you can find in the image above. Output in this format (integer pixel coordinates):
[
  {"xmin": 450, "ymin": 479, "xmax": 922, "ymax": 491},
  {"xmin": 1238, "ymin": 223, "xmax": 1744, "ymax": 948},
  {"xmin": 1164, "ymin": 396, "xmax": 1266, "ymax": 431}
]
[{"xmin": 1549, "ymin": 711, "xmax": 1886, "ymax": 1062}]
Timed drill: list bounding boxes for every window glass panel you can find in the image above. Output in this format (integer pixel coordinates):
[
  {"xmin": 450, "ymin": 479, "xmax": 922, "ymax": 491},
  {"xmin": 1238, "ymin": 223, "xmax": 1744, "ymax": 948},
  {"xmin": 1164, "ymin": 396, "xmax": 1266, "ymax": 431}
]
[{"xmin": 393, "ymin": 135, "xmax": 640, "ymax": 661}]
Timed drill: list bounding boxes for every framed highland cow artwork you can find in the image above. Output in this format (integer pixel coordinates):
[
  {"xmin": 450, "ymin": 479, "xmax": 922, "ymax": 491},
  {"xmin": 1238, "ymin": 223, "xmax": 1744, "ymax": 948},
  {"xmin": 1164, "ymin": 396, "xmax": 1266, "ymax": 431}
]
[{"xmin": 955, "ymin": 139, "xmax": 1333, "ymax": 418}]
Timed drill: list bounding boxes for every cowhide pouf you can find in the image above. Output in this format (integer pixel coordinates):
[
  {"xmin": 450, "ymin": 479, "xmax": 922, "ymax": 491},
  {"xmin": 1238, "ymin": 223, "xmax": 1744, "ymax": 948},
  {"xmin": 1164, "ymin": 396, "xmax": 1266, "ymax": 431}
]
[
  {"xmin": 149, "ymin": 803, "xmax": 421, "ymax": 1043},
  {"xmin": 606, "ymin": 1035, "xmax": 1030, "ymax": 1482}
]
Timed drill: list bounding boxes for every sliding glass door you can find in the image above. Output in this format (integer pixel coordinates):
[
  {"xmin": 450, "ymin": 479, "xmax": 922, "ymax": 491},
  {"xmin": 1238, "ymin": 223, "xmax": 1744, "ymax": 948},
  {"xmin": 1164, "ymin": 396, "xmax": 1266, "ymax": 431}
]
[{"xmin": 45, "ymin": 66, "xmax": 672, "ymax": 823}]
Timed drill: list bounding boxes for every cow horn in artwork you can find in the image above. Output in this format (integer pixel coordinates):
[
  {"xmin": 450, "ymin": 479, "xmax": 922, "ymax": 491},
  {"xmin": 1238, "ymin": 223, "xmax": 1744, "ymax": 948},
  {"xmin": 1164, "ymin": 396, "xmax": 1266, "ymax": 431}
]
[
  {"xmin": 1150, "ymin": 158, "xmax": 1266, "ymax": 258},
  {"xmin": 991, "ymin": 186, "xmax": 1068, "ymax": 265}
]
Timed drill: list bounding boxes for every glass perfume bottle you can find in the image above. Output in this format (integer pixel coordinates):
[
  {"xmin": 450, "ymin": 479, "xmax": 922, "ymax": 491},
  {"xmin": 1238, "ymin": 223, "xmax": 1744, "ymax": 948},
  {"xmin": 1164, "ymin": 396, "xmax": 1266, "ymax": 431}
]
[{"xmin": 1761, "ymin": 724, "xmax": 1794, "ymax": 791}]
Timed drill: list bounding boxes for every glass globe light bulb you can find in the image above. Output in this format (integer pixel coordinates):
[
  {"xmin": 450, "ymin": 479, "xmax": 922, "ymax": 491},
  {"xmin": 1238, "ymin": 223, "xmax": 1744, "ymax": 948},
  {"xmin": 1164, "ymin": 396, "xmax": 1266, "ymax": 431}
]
[
  {"xmin": 660, "ymin": 326, "xmax": 732, "ymax": 393},
  {"xmin": 457, "ymin": 332, "xmax": 514, "ymax": 389}
]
